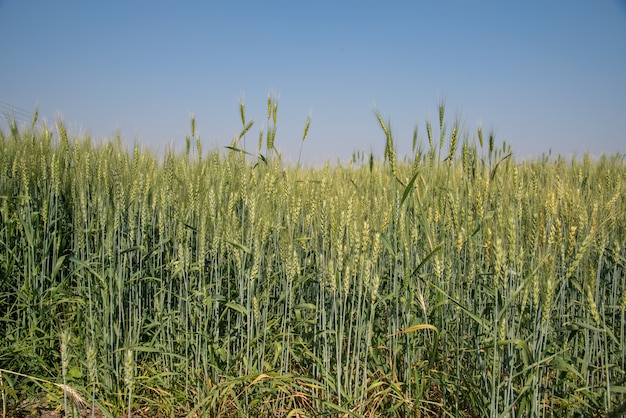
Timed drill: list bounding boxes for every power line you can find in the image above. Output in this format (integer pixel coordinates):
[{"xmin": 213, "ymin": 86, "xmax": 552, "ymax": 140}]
[
  {"xmin": 0, "ymin": 100, "xmax": 40, "ymax": 127},
  {"xmin": 0, "ymin": 100, "xmax": 35, "ymax": 117}
]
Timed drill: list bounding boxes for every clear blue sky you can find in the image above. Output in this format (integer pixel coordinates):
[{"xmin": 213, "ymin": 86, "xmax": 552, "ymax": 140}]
[{"xmin": 1, "ymin": 1, "xmax": 625, "ymax": 164}]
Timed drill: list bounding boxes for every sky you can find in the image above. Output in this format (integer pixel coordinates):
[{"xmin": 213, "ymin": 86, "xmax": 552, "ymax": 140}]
[{"xmin": 1, "ymin": 1, "xmax": 625, "ymax": 165}]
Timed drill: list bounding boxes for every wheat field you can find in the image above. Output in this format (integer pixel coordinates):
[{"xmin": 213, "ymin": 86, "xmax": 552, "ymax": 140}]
[{"xmin": 0, "ymin": 102, "xmax": 625, "ymax": 417}]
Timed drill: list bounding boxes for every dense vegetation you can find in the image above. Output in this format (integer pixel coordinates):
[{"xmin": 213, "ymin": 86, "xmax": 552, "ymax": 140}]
[{"xmin": 1, "ymin": 102, "xmax": 625, "ymax": 417}]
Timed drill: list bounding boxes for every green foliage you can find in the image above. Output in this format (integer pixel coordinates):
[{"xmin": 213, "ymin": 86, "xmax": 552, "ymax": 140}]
[{"xmin": 0, "ymin": 106, "xmax": 625, "ymax": 417}]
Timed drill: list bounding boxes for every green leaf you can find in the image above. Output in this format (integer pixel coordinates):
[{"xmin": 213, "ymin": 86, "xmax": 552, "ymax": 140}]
[
  {"xmin": 498, "ymin": 339, "xmax": 533, "ymax": 367},
  {"xmin": 223, "ymin": 238, "xmax": 251, "ymax": 254},
  {"xmin": 552, "ymin": 354, "xmax": 583, "ymax": 380},
  {"xmin": 225, "ymin": 145, "xmax": 254, "ymax": 156},
  {"xmin": 388, "ymin": 323, "xmax": 438, "ymax": 337},
  {"xmin": 51, "ymin": 254, "xmax": 66, "ymax": 281},
  {"xmin": 490, "ymin": 152, "xmax": 512, "ymax": 180},
  {"xmin": 68, "ymin": 366, "xmax": 82, "ymax": 379},
  {"xmin": 381, "ymin": 234, "xmax": 395, "ymax": 257},
  {"xmin": 431, "ymin": 283, "xmax": 491, "ymax": 331},
  {"xmin": 225, "ymin": 302, "xmax": 248, "ymax": 315},
  {"xmin": 409, "ymin": 243, "xmax": 442, "ymax": 278},
  {"xmin": 400, "ymin": 169, "xmax": 420, "ymax": 207}
]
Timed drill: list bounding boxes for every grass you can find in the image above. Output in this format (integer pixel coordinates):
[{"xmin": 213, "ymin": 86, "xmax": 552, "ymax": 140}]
[{"xmin": 0, "ymin": 101, "xmax": 625, "ymax": 417}]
